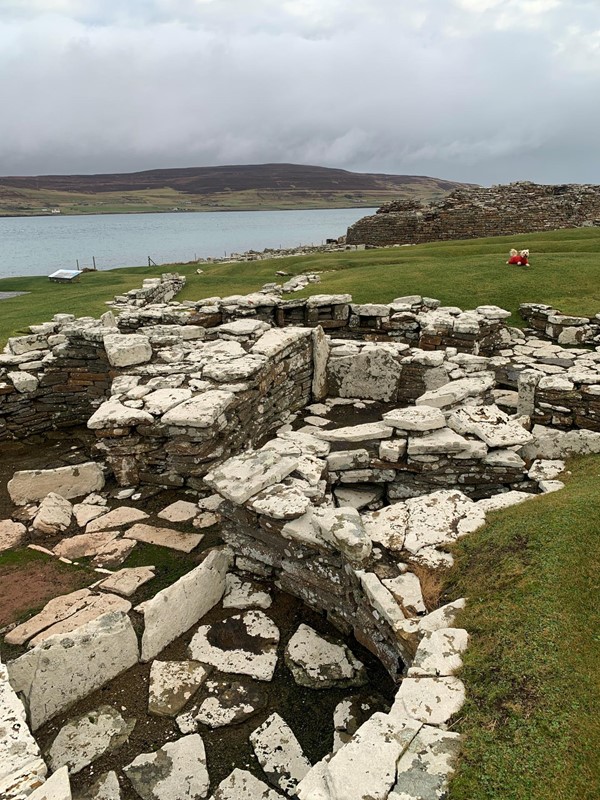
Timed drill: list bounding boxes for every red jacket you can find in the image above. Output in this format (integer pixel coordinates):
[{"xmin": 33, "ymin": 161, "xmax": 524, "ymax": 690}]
[{"xmin": 508, "ymin": 255, "xmax": 528, "ymax": 265}]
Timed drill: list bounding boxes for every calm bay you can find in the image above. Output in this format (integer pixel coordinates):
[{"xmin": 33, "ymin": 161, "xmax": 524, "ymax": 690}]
[{"xmin": 0, "ymin": 207, "xmax": 376, "ymax": 279}]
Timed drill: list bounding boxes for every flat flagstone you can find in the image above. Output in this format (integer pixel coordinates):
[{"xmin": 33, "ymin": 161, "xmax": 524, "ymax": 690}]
[
  {"xmin": 209, "ymin": 769, "xmax": 281, "ymax": 800},
  {"xmin": 408, "ymin": 628, "xmax": 469, "ymax": 678},
  {"xmin": 98, "ymin": 566, "xmax": 156, "ymax": 597},
  {"xmin": 124, "ymin": 734, "xmax": 209, "ymax": 800},
  {"xmin": 188, "ymin": 611, "xmax": 280, "ymax": 682},
  {"xmin": 148, "ymin": 661, "xmax": 209, "ymax": 717},
  {"xmin": 5, "ymin": 589, "xmax": 131, "ymax": 647},
  {"xmin": 73, "ymin": 503, "xmax": 108, "ymax": 528},
  {"xmin": 391, "ymin": 676, "xmax": 466, "ymax": 726},
  {"xmin": 92, "ymin": 537, "xmax": 137, "ymax": 567},
  {"xmin": 362, "ymin": 503, "xmax": 408, "ymax": 552},
  {"xmin": 403, "ymin": 490, "xmax": 486, "ymax": 557},
  {"xmin": 296, "ymin": 713, "xmax": 422, "ymax": 800},
  {"xmin": 447, "ymin": 404, "xmax": 533, "ymax": 448},
  {"xmin": 382, "ymin": 572, "xmax": 427, "ymax": 616},
  {"xmin": 53, "ymin": 530, "xmax": 120, "ymax": 559},
  {"xmin": 383, "ymin": 406, "xmax": 446, "ymax": 432},
  {"xmin": 47, "ymin": 705, "xmax": 135, "ymax": 774},
  {"xmin": 250, "ymin": 713, "xmax": 311, "ymax": 794},
  {"xmin": 285, "ymin": 624, "xmax": 366, "ymax": 689},
  {"xmin": 77, "ymin": 771, "xmax": 121, "ymax": 800},
  {"xmin": 157, "ymin": 500, "xmax": 199, "ymax": 523},
  {"xmin": 126, "ymin": 523, "xmax": 203, "ymax": 552},
  {"xmin": 222, "ymin": 574, "xmax": 272, "ymax": 610},
  {"xmin": 188, "ymin": 676, "xmax": 267, "ymax": 729},
  {"xmin": 86, "ymin": 507, "xmax": 148, "ymax": 534},
  {"xmin": 204, "ymin": 450, "xmax": 299, "ymax": 505},
  {"xmin": 315, "ymin": 422, "xmax": 394, "ymax": 442},
  {"xmin": 248, "ymin": 483, "xmax": 310, "ymax": 520},
  {"xmin": 390, "ymin": 724, "xmax": 462, "ymax": 800}
]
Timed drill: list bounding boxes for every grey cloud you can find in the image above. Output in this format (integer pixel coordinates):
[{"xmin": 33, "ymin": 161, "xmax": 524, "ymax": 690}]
[{"xmin": 0, "ymin": 0, "xmax": 598, "ymax": 183}]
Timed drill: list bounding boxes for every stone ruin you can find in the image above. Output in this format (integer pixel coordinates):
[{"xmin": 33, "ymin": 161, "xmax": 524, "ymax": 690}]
[
  {"xmin": 346, "ymin": 181, "xmax": 600, "ymax": 246},
  {"xmin": 2, "ymin": 273, "xmax": 600, "ymax": 800}
]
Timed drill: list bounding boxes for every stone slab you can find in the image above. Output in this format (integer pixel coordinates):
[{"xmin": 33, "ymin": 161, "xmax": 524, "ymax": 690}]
[
  {"xmin": 8, "ymin": 463, "xmax": 105, "ymax": 505},
  {"xmin": 8, "ymin": 611, "xmax": 139, "ymax": 730},
  {"xmin": 126, "ymin": 523, "xmax": 203, "ymax": 553},
  {"xmin": 148, "ymin": 661, "xmax": 209, "ymax": 717},
  {"xmin": 205, "ymin": 450, "xmax": 299, "ymax": 505},
  {"xmin": 250, "ymin": 713, "xmax": 311, "ymax": 794},
  {"xmin": 138, "ymin": 547, "xmax": 231, "ymax": 661},
  {"xmin": 285, "ymin": 624, "xmax": 366, "ymax": 689},
  {"xmin": 124, "ymin": 734, "xmax": 209, "ymax": 800}
]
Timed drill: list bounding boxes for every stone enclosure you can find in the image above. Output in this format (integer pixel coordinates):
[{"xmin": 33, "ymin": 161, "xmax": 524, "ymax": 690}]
[
  {"xmin": 2, "ymin": 272, "xmax": 600, "ymax": 800},
  {"xmin": 347, "ymin": 181, "xmax": 600, "ymax": 247}
]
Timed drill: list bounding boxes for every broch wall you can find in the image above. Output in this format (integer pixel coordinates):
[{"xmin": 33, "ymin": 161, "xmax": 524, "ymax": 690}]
[{"xmin": 346, "ymin": 182, "xmax": 600, "ymax": 246}]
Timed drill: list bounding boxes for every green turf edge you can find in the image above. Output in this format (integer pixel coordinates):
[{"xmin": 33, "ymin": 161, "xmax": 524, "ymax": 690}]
[{"xmin": 444, "ymin": 455, "xmax": 600, "ymax": 800}]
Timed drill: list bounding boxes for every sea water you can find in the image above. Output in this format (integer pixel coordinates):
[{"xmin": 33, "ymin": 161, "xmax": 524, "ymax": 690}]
[{"xmin": 0, "ymin": 207, "xmax": 376, "ymax": 279}]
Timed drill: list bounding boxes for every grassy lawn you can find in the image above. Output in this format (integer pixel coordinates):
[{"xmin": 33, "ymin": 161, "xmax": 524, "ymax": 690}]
[
  {"xmin": 1, "ymin": 226, "xmax": 599, "ymax": 346},
  {"xmin": 446, "ymin": 456, "xmax": 600, "ymax": 800}
]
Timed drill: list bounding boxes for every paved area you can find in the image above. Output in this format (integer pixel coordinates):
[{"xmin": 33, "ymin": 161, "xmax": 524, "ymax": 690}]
[{"xmin": 0, "ymin": 291, "xmax": 29, "ymax": 301}]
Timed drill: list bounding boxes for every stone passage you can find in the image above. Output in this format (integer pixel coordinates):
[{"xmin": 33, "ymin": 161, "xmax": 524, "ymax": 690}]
[{"xmin": 347, "ymin": 182, "xmax": 600, "ymax": 246}]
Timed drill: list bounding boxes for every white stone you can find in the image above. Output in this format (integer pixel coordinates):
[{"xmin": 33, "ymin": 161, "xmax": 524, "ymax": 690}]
[
  {"xmin": 86, "ymin": 506, "xmax": 148, "ymax": 533},
  {"xmin": 8, "ymin": 371, "xmax": 39, "ymax": 393},
  {"xmin": 416, "ymin": 374, "xmax": 494, "ymax": 409},
  {"xmin": 483, "ymin": 449, "xmax": 526, "ymax": 469},
  {"xmin": 161, "ymin": 390, "xmax": 235, "ymax": 427},
  {"xmin": 0, "ymin": 656, "xmax": 47, "ymax": 800},
  {"xmin": 448, "ymin": 404, "xmax": 533, "ymax": 448},
  {"xmin": 222, "ymin": 574, "xmax": 272, "ymax": 610},
  {"xmin": 539, "ymin": 479, "xmax": 565, "ymax": 493},
  {"xmin": 73, "ymin": 503, "xmax": 108, "ymax": 527},
  {"xmin": 8, "ymin": 611, "xmax": 139, "ymax": 730},
  {"xmin": 362, "ymin": 503, "xmax": 407, "ymax": 554},
  {"xmin": 104, "ymin": 334, "xmax": 152, "ymax": 368},
  {"xmin": 98, "ymin": 567, "xmax": 156, "ymax": 597},
  {"xmin": 521, "ymin": 425, "xmax": 600, "ymax": 460},
  {"xmin": 383, "ymin": 573, "xmax": 427, "ymax": 616},
  {"xmin": 407, "ymin": 428, "xmax": 469, "ymax": 456},
  {"xmin": 391, "ymin": 725, "xmax": 462, "ymax": 800},
  {"xmin": 138, "ymin": 547, "xmax": 231, "ymax": 661},
  {"xmin": 391, "ymin": 677, "xmax": 466, "ymax": 725},
  {"xmin": 32, "ymin": 493, "xmax": 72, "ymax": 535},
  {"xmin": 356, "ymin": 572, "xmax": 409, "ymax": 647},
  {"xmin": 408, "ymin": 628, "xmax": 469, "ymax": 677},
  {"xmin": 250, "ymin": 713, "xmax": 311, "ymax": 794},
  {"xmin": 8, "ymin": 462, "xmax": 105, "ymax": 505},
  {"xmin": 316, "ymin": 506, "xmax": 372, "ymax": 562},
  {"xmin": 26, "ymin": 767, "xmax": 71, "ymax": 800},
  {"xmin": 528, "ymin": 459, "xmax": 565, "ymax": 481},
  {"xmin": 192, "ymin": 676, "xmax": 266, "ymax": 729},
  {"xmin": 143, "ymin": 388, "xmax": 193, "ymax": 415},
  {"xmin": 124, "ymin": 734, "xmax": 209, "ymax": 800},
  {"xmin": 209, "ymin": 769, "xmax": 280, "ymax": 800},
  {"xmin": 248, "ymin": 483, "xmax": 310, "ymax": 520},
  {"xmin": 477, "ymin": 491, "xmax": 534, "ymax": 513},
  {"xmin": 379, "ymin": 439, "xmax": 407, "ymax": 461},
  {"xmin": 333, "ymin": 485, "xmax": 384, "ymax": 511},
  {"xmin": 275, "ymin": 430, "xmax": 331, "ymax": 457},
  {"xmin": 53, "ymin": 531, "xmax": 121, "ymax": 560},
  {"xmin": 285, "ymin": 624, "xmax": 366, "ymax": 689},
  {"xmin": 6, "ymin": 589, "xmax": 131, "ymax": 647},
  {"xmin": 47, "ymin": 706, "xmax": 135, "ymax": 774},
  {"xmin": 0, "ymin": 519, "xmax": 27, "ymax": 552},
  {"xmin": 315, "ymin": 422, "xmax": 394, "ymax": 442},
  {"xmin": 188, "ymin": 610, "xmax": 279, "ymax": 681},
  {"xmin": 125, "ymin": 523, "xmax": 204, "ymax": 552},
  {"xmin": 205, "ymin": 450, "xmax": 299, "ymax": 504},
  {"xmin": 296, "ymin": 713, "xmax": 422, "ymax": 800},
  {"xmin": 87, "ymin": 398, "xmax": 154, "ymax": 430},
  {"xmin": 383, "ymin": 407, "xmax": 446, "ymax": 432},
  {"xmin": 312, "ymin": 325, "xmax": 329, "ymax": 402},
  {"xmin": 419, "ymin": 599, "xmax": 466, "ymax": 634},
  {"xmin": 149, "ymin": 661, "xmax": 209, "ymax": 716},
  {"xmin": 404, "ymin": 490, "xmax": 485, "ymax": 558},
  {"xmin": 79, "ymin": 770, "xmax": 120, "ymax": 800},
  {"xmin": 157, "ymin": 500, "xmax": 199, "ymax": 523}
]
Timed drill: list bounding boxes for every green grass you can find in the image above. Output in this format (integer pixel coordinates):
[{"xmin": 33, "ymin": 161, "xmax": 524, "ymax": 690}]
[
  {"xmin": 2, "ymin": 226, "xmax": 599, "ymax": 345},
  {"xmin": 445, "ymin": 456, "xmax": 600, "ymax": 800}
]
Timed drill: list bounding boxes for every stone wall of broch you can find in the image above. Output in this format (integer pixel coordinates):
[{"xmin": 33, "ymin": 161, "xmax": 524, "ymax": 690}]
[
  {"xmin": 2, "ymin": 273, "xmax": 600, "ymax": 800},
  {"xmin": 346, "ymin": 182, "xmax": 600, "ymax": 246}
]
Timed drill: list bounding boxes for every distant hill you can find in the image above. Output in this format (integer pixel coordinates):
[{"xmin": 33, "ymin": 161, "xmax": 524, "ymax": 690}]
[{"xmin": 0, "ymin": 163, "xmax": 476, "ymax": 217}]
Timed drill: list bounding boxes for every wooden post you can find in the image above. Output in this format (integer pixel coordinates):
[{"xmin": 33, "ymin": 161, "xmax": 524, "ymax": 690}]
[
  {"xmin": 92, "ymin": 256, "xmax": 97, "ymax": 271},
  {"xmin": 76, "ymin": 259, "xmax": 80, "ymax": 270}
]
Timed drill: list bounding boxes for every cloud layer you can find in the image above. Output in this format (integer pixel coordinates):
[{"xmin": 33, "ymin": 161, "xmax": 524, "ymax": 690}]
[{"xmin": 1, "ymin": 0, "xmax": 599, "ymax": 183}]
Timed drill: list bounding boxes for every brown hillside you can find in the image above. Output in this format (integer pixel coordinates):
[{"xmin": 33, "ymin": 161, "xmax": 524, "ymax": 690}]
[{"xmin": 0, "ymin": 163, "xmax": 473, "ymax": 195}]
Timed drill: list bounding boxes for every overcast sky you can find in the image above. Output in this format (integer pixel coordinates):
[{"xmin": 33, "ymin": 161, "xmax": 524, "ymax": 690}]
[{"xmin": 0, "ymin": 0, "xmax": 599, "ymax": 184}]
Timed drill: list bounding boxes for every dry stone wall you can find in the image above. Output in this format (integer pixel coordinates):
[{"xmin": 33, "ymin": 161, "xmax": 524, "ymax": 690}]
[{"xmin": 347, "ymin": 182, "xmax": 600, "ymax": 246}]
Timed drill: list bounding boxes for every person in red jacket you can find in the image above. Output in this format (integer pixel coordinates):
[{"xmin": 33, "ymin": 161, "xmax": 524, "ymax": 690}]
[{"xmin": 507, "ymin": 248, "xmax": 529, "ymax": 266}]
